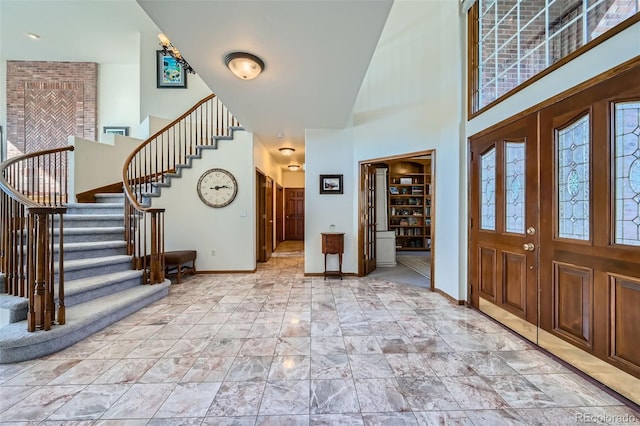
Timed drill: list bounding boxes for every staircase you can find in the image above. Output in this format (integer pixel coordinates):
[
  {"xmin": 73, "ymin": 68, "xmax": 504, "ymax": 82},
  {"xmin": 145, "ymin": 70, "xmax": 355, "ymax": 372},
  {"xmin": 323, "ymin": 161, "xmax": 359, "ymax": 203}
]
[
  {"xmin": 0, "ymin": 93, "xmax": 240, "ymax": 364},
  {"xmin": 0, "ymin": 193, "xmax": 170, "ymax": 364}
]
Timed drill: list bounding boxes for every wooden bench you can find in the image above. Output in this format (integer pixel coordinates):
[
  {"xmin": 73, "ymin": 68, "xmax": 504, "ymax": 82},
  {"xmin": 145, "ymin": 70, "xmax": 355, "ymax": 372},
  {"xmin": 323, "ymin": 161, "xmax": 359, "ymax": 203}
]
[{"xmin": 164, "ymin": 250, "xmax": 197, "ymax": 283}]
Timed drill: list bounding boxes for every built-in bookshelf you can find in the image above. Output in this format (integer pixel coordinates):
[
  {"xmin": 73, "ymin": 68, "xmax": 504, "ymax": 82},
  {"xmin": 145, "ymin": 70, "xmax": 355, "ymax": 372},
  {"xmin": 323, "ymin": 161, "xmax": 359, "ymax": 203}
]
[{"xmin": 388, "ymin": 160, "xmax": 431, "ymax": 251}]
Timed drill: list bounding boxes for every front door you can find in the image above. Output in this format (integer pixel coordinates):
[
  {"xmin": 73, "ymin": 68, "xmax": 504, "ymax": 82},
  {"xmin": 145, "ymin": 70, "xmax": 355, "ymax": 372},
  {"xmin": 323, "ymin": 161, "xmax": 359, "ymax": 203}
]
[
  {"xmin": 285, "ymin": 188, "xmax": 304, "ymax": 240},
  {"xmin": 538, "ymin": 69, "xmax": 640, "ymax": 378},
  {"xmin": 469, "ymin": 113, "xmax": 539, "ymax": 331},
  {"xmin": 469, "ymin": 65, "xmax": 640, "ymax": 400}
]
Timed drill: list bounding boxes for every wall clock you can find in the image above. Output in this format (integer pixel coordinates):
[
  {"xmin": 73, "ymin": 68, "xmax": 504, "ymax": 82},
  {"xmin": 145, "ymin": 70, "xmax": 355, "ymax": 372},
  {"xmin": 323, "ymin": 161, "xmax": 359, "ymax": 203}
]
[{"xmin": 196, "ymin": 168, "xmax": 238, "ymax": 208}]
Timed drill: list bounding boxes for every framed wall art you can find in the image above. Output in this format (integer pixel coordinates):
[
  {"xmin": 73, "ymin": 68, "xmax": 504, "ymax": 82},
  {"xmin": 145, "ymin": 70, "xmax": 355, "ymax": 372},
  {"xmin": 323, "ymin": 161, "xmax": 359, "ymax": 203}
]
[
  {"xmin": 157, "ymin": 50, "xmax": 187, "ymax": 88},
  {"xmin": 319, "ymin": 174, "xmax": 343, "ymax": 194},
  {"xmin": 103, "ymin": 126, "xmax": 129, "ymax": 136}
]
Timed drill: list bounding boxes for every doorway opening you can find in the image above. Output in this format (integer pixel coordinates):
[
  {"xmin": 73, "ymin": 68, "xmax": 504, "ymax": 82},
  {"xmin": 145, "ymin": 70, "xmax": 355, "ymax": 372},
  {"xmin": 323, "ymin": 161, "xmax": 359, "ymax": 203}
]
[{"xmin": 358, "ymin": 150, "xmax": 435, "ymax": 290}]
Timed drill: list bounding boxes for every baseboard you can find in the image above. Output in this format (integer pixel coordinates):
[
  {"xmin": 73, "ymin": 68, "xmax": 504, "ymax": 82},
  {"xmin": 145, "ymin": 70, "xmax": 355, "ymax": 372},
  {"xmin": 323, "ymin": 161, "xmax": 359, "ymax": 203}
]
[
  {"xmin": 434, "ymin": 288, "xmax": 465, "ymax": 305},
  {"xmin": 304, "ymin": 272, "xmax": 357, "ymax": 277},
  {"xmin": 196, "ymin": 269, "xmax": 257, "ymax": 274}
]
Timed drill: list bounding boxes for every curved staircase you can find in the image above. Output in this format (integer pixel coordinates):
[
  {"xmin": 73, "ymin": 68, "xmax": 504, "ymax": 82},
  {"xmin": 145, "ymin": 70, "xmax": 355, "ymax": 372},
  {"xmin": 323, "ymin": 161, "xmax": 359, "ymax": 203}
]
[
  {"xmin": 0, "ymin": 93, "xmax": 242, "ymax": 363},
  {"xmin": 0, "ymin": 193, "xmax": 169, "ymax": 363}
]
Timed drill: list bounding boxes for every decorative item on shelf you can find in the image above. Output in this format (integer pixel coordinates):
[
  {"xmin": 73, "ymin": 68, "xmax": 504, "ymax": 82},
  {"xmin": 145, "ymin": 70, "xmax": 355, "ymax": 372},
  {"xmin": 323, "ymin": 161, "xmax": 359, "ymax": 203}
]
[
  {"xmin": 225, "ymin": 51, "xmax": 265, "ymax": 80},
  {"xmin": 389, "ymin": 186, "xmax": 399, "ymax": 195},
  {"xmin": 319, "ymin": 174, "xmax": 343, "ymax": 194},
  {"xmin": 400, "ymin": 177, "xmax": 413, "ymax": 184},
  {"xmin": 103, "ymin": 126, "xmax": 129, "ymax": 136}
]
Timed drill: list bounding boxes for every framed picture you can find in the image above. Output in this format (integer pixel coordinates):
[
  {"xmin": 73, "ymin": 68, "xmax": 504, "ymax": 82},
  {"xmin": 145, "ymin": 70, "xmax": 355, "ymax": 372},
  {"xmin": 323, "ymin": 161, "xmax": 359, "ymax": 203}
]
[
  {"xmin": 103, "ymin": 126, "xmax": 129, "ymax": 136},
  {"xmin": 157, "ymin": 50, "xmax": 187, "ymax": 88},
  {"xmin": 319, "ymin": 174, "xmax": 343, "ymax": 194}
]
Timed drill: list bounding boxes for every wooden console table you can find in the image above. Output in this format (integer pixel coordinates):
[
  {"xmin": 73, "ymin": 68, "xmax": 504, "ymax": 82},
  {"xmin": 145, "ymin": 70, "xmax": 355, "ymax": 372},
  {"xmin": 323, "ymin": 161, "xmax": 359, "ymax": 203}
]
[{"xmin": 321, "ymin": 232, "xmax": 344, "ymax": 280}]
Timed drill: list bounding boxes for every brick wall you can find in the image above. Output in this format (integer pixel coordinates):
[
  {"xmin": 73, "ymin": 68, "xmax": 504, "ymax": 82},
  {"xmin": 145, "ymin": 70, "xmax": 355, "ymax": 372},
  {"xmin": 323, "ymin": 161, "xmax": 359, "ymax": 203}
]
[{"xmin": 6, "ymin": 61, "xmax": 97, "ymax": 158}]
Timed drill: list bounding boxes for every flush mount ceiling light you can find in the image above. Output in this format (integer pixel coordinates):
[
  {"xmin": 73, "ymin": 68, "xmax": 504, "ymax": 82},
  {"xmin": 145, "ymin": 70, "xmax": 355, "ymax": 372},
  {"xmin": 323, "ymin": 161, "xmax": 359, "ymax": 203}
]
[
  {"xmin": 288, "ymin": 164, "xmax": 301, "ymax": 171},
  {"xmin": 224, "ymin": 52, "xmax": 265, "ymax": 80},
  {"xmin": 279, "ymin": 147, "xmax": 295, "ymax": 156}
]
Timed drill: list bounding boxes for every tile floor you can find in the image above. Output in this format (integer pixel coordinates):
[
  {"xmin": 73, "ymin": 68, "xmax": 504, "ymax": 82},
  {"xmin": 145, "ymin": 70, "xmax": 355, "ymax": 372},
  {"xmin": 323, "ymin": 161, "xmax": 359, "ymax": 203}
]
[{"xmin": 0, "ymin": 242, "xmax": 638, "ymax": 425}]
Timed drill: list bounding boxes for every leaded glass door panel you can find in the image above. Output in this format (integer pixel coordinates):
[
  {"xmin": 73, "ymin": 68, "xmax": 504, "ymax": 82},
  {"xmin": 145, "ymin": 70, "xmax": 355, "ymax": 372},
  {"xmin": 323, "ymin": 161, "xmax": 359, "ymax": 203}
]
[{"xmin": 469, "ymin": 113, "xmax": 539, "ymax": 330}]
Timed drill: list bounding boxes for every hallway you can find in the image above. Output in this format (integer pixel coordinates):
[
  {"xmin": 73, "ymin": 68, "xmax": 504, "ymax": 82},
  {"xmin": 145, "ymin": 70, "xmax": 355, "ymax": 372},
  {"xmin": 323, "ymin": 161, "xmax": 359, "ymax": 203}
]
[{"xmin": 0, "ymin": 243, "xmax": 637, "ymax": 424}]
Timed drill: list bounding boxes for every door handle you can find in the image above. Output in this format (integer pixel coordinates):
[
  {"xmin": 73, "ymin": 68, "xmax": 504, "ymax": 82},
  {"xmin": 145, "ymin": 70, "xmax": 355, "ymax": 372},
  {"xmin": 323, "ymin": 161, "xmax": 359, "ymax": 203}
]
[{"xmin": 523, "ymin": 243, "xmax": 535, "ymax": 251}]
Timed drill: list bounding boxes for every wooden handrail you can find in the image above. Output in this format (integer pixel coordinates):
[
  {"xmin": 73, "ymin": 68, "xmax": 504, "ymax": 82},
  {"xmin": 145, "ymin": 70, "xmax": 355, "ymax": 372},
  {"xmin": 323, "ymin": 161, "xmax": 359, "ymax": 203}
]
[
  {"xmin": 0, "ymin": 146, "xmax": 73, "ymax": 331},
  {"xmin": 121, "ymin": 94, "xmax": 239, "ymax": 284}
]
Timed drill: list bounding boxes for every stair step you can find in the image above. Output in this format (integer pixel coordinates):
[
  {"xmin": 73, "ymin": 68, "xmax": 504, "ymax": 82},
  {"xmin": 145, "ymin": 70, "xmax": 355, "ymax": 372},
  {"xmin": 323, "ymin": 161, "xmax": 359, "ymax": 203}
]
[
  {"xmin": 53, "ymin": 226, "xmax": 125, "ymax": 243},
  {"xmin": 58, "ymin": 255, "xmax": 133, "ymax": 281},
  {"xmin": 95, "ymin": 193, "xmax": 124, "ymax": 204},
  {"xmin": 59, "ymin": 214, "xmax": 124, "ymax": 228},
  {"xmin": 1, "ymin": 269, "xmax": 144, "ymax": 324},
  {"xmin": 59, "ymin": 241, "xmax": 128, "ymax": 260},
  {"xmin": 0, "ymin": 281, "xmax": 170, "ymax": 363},
  {"xmin": 65, "ymin": 203, "xmax": 124, "ymax": 215}
]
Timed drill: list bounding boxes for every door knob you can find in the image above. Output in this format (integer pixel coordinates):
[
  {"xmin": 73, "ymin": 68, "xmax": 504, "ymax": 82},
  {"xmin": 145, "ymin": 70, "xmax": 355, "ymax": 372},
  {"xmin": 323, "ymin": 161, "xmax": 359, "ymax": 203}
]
[
  {"xmin": 523, "ymin": 243, "xmax": 535, "ymax": 251},
  {"xmin": 526, "ymin": 227, "xmax": 536, "ymax": 235}
]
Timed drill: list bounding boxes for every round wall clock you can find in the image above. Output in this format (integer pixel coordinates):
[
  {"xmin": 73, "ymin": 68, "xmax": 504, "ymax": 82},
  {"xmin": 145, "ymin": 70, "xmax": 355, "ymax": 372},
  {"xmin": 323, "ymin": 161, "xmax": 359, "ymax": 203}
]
[{"xmin": 196, "ymin": 168, "xmax": 238, "ymax": 208}]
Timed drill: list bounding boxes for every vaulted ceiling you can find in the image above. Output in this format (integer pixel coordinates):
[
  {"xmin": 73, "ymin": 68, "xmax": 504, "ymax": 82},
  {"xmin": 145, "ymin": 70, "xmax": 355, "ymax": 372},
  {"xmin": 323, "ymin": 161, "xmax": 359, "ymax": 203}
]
[
  {"xmin": 137, "ymin": 0, "xmax": 394, "ymax": 165},
  {"xmin": 1, "ymin": 0, "xmax": 393, "ymax": 168}
]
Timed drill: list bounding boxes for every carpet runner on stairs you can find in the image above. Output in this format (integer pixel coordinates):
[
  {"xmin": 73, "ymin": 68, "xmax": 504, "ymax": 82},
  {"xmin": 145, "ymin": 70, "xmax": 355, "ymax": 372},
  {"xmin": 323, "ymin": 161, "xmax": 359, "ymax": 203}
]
[{"xmin": 0, "ymin": 193, "xmax": 169, "ymax": 364}]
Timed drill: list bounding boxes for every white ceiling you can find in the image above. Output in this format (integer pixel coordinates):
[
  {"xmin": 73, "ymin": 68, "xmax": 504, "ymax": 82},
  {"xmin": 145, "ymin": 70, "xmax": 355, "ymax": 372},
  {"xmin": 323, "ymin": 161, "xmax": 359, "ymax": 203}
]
[{"xmin": 1, "ymin": 0, "xmax": 393, "ymax": 168}]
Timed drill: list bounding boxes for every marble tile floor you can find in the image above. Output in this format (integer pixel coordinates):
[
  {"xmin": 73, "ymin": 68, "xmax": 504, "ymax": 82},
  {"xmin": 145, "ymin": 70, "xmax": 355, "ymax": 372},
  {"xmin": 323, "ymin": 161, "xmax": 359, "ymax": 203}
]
[{"xmin": 0, "ymin": 241, "xmax": 638, "ymax": 425}]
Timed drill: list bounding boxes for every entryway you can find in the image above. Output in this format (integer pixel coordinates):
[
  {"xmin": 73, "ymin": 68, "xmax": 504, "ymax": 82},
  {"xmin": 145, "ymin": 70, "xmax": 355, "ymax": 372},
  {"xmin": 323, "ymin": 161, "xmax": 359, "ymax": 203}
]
[
  {"xmin": 358, "ymin": 150, "xmax": 435, "ymax": 290},
  {"xmin": 468, "ymin": 63, "xmax": 640, "ymax": 404}
]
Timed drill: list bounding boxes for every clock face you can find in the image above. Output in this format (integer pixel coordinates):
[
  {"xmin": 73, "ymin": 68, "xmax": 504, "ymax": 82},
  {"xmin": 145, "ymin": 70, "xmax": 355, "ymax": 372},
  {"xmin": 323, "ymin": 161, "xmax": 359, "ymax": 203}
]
[{"xmin": 197, "ymin": 168, "xmax": 238, "ymax": 208}]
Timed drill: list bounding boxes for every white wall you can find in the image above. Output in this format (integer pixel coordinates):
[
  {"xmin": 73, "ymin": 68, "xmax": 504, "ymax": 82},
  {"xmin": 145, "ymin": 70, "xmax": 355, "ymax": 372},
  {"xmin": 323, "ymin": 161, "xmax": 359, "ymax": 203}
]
[
  {"xmin": 304, "ymin": 0, "xmax": 464, "ymax": 297},
  {"xmin": 98, "ymin": 63, "xmax": 140, "ymax": 139},
  {"xmin": 283, "ymin": 171, "xmax": 305, "ymax": 188},
  {"xmin": 253, "ymin": 136, "xmax": 283, "ymax": 186},
  {"xmin": 151, "ymin": 130, "xmax": 256, "ymax": 271},
  {"xmin": 305, "ymin": 128, "xmax": 356, "ymax": 274},
  {"xmin": 68, "ymin": 134, "xmax": 142, "ymax": 199},
  {"xmin": 139, "ymin": 31, "xmax": 213, "ymax": 123}
]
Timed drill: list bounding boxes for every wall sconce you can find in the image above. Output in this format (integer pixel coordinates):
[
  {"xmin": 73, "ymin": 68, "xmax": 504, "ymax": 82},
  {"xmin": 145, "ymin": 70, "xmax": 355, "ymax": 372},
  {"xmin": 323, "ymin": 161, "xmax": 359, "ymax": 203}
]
[
  {"xmin": 224, "ymin": 52, "xmax": 265, "ymax": 80},
  {"xmin": 279, "ymin": 147, "xmax": 295, "ymax": 156},
  {"xmin": 288, "ymin": 164, "xmax": 301, "ymax": 171}
]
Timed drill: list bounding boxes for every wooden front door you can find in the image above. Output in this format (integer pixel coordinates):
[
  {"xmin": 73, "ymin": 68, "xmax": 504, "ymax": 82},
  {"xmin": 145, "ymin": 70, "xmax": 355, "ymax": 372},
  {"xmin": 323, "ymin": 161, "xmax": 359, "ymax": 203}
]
[
  {"xmin": 361, "ymin": 163, "xmax": 377, "ymax": 275},
  {"xmin": 469, "ymin": 113, "xmax": 539, "ymax": 328},
  {"xmin": 537, "ymin": 69, "xmax": 640, "ymax": 378},
  {"xmin": 285, "ymin": 188, "xmax": 304, "ymax": 240},
  {"xmin": 470, "ymin": 65, "xmax": 640, "ymax": 386}
]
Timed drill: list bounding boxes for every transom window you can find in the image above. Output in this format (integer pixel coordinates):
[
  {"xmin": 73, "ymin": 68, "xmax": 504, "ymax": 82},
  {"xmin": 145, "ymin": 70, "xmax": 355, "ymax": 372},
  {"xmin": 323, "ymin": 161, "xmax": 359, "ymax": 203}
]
[{"xmin": 469, "ymin": 0, "xmax": 639, "ymax": 113}]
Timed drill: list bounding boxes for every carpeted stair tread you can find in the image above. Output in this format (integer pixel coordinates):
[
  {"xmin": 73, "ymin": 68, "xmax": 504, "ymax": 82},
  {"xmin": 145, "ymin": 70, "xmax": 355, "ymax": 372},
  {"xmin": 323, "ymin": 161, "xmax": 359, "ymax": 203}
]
[
  {"xmin": 61, "ymin": 214, "xmax": 124, "ymax": 220},
  {"xmin": 0, "ymin": 281, "xmax": 170, "ymax": 363},
  {"xmin": 64, "ymin": 269, "xmax": 143, "ymax": 292},
  {"xmin": 59, "ymin": 255, "xmax": 132, "ymax": 271},
  {"xmin": 65, "ymin": 202, "xmax": 123, "ymax": 209},
  {"xmin": 59, "ymin": 240, "xmax": 127, "ymax": 251},
  {"xmin": 54, "ymin": 226, "xmax": 125, "ymax": 235}
]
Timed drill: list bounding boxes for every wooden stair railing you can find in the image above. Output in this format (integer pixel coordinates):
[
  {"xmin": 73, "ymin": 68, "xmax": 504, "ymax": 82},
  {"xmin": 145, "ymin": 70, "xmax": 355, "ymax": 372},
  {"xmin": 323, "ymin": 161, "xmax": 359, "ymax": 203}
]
[
  {"xmin": 122, "ymin": 94, "xmax": 240, "ymax": 283},
  {"xmin": 0, "ymin": 146, "xmax": 74, "ymax": 331}
]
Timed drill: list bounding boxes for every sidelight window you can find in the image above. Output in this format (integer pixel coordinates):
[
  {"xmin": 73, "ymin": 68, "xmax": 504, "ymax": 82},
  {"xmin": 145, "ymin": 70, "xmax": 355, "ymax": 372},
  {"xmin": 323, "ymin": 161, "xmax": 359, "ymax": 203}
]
[
  {"xmin": 505, "ymin": 141, "xmax": 526, "ymax": 234},
  {"xmin": 481, "ymin": 146, "xmax": 497, "ymax": 230},
  {"xmin": 557, "ymin": 114, "xmax": 590, "ymax": 240},
  {"xmin": 614, "ymin": 101, "xmax": 640, "ymax": 246}
]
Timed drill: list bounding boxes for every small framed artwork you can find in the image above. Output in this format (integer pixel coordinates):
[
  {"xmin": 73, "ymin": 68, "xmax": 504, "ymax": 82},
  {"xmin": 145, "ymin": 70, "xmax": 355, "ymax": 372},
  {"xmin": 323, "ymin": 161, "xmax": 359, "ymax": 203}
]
[
  {"xmin": 103, "ymin": 126, "xmax": 129, "ymax": 136},
  {"xmin": 157, "ymin": 50, "xmax": 187, "ymax": 88},
  {"xmin": 320, "ymin": 174, "xmax": 343, "ymax": 194}
]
